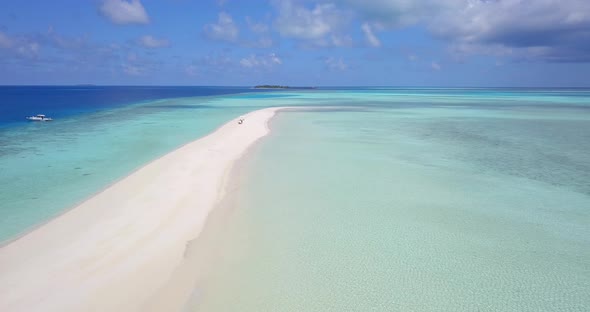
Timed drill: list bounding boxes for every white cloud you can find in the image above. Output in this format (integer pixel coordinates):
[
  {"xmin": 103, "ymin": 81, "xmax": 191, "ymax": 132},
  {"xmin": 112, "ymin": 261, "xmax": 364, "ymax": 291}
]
[
  {"xmin": 138, "ymin": 35, "xmax": 169, "ymax": 48},
  {"xmin": 240, "ymin": 53, "xmax": 282, "ymax": 68},
  {"xmin": 361, "ymin": 22, "xmax": 381, "ymax": 47},
  {"xmin": 325, "ymin": 57, "xmax": 348, "ymax": 71},
  {"xmin": 0, "ymin": 28, "xmax": 165, "ymax": 77},
  {"xmin": 274, "ymin": 0, "xmax": 350, "ymax": 45},
  {"xmin": 431, "ymin": 61, "xmax": 441, "ymax": 71},
  {"xmin": 0, "ymin": 31, "xmax": 40, "ymax": 59},
  {"xmin": 204, "ymin": 12, "xmax": 239, "ymax": 42},
  {"xmin": 19, "ymin": 42, "xmax": 40, "ymax": 57},
  {"xmin": 100, "ymin": 0, "xmax": 149, "ymax": 25},
  {"xmin": 345, "ymin": 0, "xmax": 437, "ymax": 28}
]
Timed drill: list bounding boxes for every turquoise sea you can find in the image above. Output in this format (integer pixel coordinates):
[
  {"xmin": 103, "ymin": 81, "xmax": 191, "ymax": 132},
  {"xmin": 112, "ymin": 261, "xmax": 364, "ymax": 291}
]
[
  {"xmin": 0, "ymin": 87, "xmax": 268, "ymax": 240},
  {"xmin": 1, "ymin": 87, "xmax": 589, "ymax": 310},
  {"xmin": 180, "ymin": 89, "xmax": 590, "ymax": 311}
]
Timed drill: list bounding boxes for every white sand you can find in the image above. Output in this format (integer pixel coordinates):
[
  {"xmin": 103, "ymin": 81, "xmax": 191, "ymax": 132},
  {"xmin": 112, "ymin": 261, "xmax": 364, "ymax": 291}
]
[{"xmin": 0, "ymin": 107, "xmax": 282, "ymax": 312}]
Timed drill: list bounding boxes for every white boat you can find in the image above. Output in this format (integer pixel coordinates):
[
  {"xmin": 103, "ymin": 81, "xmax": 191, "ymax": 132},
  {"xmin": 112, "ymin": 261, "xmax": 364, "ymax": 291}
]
[{"xmin": 26, "ymin": 114, "xmax": 53, "ymax": 121}]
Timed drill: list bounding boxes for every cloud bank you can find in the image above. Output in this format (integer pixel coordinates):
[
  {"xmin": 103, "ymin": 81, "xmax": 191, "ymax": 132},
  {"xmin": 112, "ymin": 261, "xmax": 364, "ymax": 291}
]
[
  {"xmin": 265, "ymin": 0, "xmax": 590, "ymax": 62},
  {"xmin": 346, "ymin": 0, "xmax": 590, "ymax": 62}
]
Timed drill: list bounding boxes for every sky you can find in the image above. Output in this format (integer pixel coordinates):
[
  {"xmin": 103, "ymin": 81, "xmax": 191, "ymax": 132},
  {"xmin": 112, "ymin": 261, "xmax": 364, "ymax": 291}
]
[{"xmin": 0, "ymin": 0, "xmax": 589, "ymax": 86}]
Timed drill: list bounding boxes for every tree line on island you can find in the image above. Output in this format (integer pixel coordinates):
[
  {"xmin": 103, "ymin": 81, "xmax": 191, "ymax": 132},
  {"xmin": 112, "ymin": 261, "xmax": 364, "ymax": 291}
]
[{"xmin": 253, "ymin": 85, "xmax": 317, "ymax": 89}]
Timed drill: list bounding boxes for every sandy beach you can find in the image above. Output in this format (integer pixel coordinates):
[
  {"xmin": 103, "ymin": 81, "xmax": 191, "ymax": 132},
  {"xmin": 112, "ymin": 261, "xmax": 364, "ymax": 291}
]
[{"xmin": 0, "ymin": 107, "xmax": 282, "ymax": 312}]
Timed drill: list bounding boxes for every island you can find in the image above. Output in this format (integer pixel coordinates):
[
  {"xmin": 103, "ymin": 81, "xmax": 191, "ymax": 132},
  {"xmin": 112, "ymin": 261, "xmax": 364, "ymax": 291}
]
[
  {"xmin": 254, "ymin": 85, "xmax": 289, "ymax": 89},
  {"xmin": 254, "ymin": 85, "xmax": 317, "ymax": 89}
]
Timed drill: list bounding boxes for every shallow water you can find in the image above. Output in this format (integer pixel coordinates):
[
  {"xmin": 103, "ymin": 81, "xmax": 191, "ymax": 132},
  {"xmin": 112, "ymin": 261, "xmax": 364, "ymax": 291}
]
[
  {"xmin": 1, "ymin": 88, "xmax": 589, "ymax": 310},
  {"xmin": 183, "ymin": 92, "xmax": 590, "ymax": 311},
  {"xmin": 0, "ymin": 90, "xmax": 268, "ymax": 241}
]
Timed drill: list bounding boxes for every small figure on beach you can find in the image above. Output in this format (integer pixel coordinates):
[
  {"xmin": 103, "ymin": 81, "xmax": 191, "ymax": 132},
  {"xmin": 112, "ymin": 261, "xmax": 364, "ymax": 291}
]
[{"xmin": 238, "ymin": 118, "xmax": 244, "ymax": 124}]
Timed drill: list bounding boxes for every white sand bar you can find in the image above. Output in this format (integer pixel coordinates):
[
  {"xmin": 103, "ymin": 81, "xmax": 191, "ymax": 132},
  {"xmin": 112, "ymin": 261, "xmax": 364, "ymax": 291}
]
[{"xmin": 0, "ymin": 107, "xmax": 282, "ymax": 311}]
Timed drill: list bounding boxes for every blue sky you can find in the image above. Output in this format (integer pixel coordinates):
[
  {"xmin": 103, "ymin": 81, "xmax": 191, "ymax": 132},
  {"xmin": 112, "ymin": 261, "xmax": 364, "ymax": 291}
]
[{"xmin": 1, "ymin": 0, "xmax": 589, "ymax": 86}]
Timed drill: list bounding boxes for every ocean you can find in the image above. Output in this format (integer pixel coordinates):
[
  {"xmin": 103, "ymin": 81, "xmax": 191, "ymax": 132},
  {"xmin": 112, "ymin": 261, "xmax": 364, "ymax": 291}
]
[
  {"xmin": 179, "ymin": 88, "xmax": 590, "ymax": 311},
  {"xmin": 1, "ymin": 87, "xmax": 589, "ymax": 310},
  {"xmin": 0, "ymin": 86, "xmax": 268, "ymax": 240}
]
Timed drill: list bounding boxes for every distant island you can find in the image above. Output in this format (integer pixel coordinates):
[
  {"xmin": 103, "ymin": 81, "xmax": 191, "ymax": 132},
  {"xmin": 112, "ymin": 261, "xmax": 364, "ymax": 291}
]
[
  {"xmin": 254, "ymin": 85, "xmax": 317, "ymax": 89},
  {"xmin": 254, "ymin": 85, "xmax": 289, "ymax": 89}
]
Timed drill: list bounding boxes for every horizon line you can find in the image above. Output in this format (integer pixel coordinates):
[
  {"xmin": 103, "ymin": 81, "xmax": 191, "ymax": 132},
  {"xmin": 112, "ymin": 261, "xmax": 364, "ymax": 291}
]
[{"xmin": 1, "ymin": 85, "xmax": 590, "ymax": 89}]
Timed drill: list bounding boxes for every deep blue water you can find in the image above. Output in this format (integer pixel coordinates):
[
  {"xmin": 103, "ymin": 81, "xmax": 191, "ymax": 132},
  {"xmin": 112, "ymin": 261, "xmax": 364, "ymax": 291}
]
[
  {"xmin": 0, "ymin": 86, "xmax": 261, "ymax": 127},
  {"xmin": 2, "ymin": 86, "xmax": 589, "ymax": 128}
]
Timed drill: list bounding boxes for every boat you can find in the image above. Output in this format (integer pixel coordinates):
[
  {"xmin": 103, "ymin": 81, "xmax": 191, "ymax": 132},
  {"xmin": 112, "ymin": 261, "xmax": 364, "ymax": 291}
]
[{"xmin": 26, "ymin": 114, "xmax": 53, "ymax": 121}]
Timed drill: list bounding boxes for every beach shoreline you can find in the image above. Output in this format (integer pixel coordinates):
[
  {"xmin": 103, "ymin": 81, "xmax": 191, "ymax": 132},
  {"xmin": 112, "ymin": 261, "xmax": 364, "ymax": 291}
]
[{"xmin": 0, "ymin": 107, "xmax": 284, "ymax": 312}]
